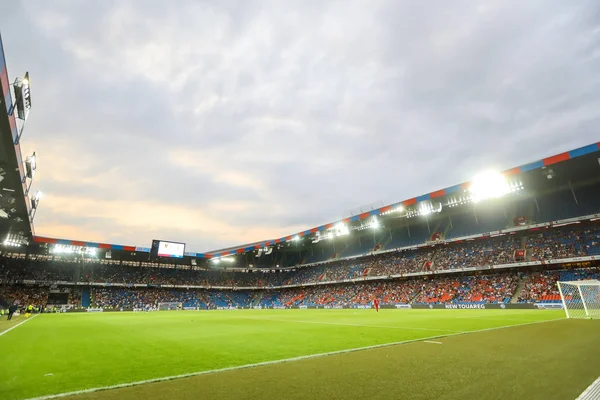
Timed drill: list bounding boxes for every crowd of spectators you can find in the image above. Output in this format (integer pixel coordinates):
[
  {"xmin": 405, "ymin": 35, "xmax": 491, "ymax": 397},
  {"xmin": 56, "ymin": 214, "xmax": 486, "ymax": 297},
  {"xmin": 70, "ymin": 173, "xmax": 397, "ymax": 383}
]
[
  {"xmin": 0, "ymin": 225, "xmax": 600, "ymax": 307},
  {"xmin": 412, "ymin": 273, "xmax": 519, "ymax": 304},
  {"xmin": 0, "ymin": 258, "xmax": 75, "ymax": 283},
  {"xmin": 368, "ymin": 251, "xmax": 430, "ymax": 276},
  {"xmin": 0, "ymin": 284, "xmax": 49, "ymax": 308},
  {"xmin": 2, "ymin": 266, "xmax": 597, "ymax": 309},
  {"xmin": 527, "ymin": 229, "xmax": 587, "ymax": 261},
  {"xmin": 433, "ymin": 237, "xmax": 520, "ymax": 271},
  {"xmin": 84, "ymin": 272, "xmax": 522, "ymax": 309},
  {"xmin": 90, "ymin": 287, "xmax": 255, "ymax": 309},
  {"xmin": 517, "ymin": 267, "xmax": 600, "ymax": 303},
  {"xmin": 91, "ymin": 288, "xmax": 206, "ymax": 309},
  {"xmin": 518, "ymin": 272, "xmax": 559, "ymax": 303}
]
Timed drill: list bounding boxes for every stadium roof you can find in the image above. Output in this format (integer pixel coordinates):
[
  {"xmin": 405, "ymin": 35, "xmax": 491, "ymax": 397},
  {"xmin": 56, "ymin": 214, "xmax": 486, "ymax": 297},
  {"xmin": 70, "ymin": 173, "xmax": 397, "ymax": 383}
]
[
  {"xmin": 33, "ymin": 140, "xmax": 600, "ymax": 258},
  {"xmin": 0, "ymin": 33, "xmax": 35, "ymax": 246}
]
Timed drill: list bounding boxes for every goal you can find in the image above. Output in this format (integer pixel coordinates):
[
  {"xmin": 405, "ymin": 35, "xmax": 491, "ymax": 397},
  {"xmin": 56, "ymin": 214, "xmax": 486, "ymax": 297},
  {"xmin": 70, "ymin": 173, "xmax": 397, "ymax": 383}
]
[
  {"xmin": 157, "ymin": 302, "xmax": 182, "ymax": 311},
  {"xmin": 557, "ymin": 280, "xmax": 600, "ymax": 319}
]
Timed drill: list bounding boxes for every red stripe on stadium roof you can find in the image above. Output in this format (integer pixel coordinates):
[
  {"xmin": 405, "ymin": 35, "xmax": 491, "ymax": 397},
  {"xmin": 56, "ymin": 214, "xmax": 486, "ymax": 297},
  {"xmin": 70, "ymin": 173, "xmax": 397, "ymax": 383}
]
[
  {"xmin": 379, "ymin": 205, "xmax": 392, "ymax": 213},
  {"xmin": 543, "ymin": 152, "xmax": 570, "ymax": 166},
  {"xmin": 285, "ymin": 235, "xmax": 293, "ymax": 241},
  {"xmin": 310, "ymin": 228, "xmax": 318, "ymax": 233},
  {"xmin": 325, "ymin": 223, "xmax": 335, "ymax": 229},
  {"xmin": 123, "ymin": 246, "xmax": 136, "ymax": 252},
  {"xmin": 33, "ymin": 236, "xmax": 57, "ymax": 244},
  {"xmin": 98, "ymin": 243, "xmax": 112, "ymax": 249},
  {"xmin": 403, "ymin": 198, "xmax": 417, "ymax": 206},
  {"xmin": 236, "ymin": 248, "xmax": 244, "ymax": 254},
  {"xmin": 71, "ymin": 241, "xmax": 86, "ymax": 247},
  {"xmin": 461, "ymin": 182, "xmax": 471, "ymax": 190},
  {"xmin": 429, "ymin": 189, "xmax": 446, "ymax": 199},
  {"xmin": 503, "ymin": 167, "xmax": 521, "ymax": 176},
  {"xmin": 342, "ymin": 218, "xmax": 351, "ymax": 223},
  {"xmin": 359, "ymin": 212, "xmax": 371, "ymax": 220}
]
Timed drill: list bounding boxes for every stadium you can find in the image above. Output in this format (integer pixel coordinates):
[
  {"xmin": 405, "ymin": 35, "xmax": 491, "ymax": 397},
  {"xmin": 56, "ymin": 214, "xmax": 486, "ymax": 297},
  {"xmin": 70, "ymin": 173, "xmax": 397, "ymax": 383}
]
[{"xmin": 1, "ymin": 19, "xmax": 600, "ymax": 400}]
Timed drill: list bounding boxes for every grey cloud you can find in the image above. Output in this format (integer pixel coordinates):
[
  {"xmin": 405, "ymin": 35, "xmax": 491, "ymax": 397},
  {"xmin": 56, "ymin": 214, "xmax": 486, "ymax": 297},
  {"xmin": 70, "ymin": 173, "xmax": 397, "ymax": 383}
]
[{"xmin": 1, "ymin": 0, "xmax": 600, "ymax": 252}]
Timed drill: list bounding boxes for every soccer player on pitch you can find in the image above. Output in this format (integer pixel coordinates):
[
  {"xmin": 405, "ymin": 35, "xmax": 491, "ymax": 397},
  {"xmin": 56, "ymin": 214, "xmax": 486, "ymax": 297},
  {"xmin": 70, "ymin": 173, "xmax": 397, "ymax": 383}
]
[{"xmin": 373, "ymin": 297, "xmax": 379, "ymax": 313}]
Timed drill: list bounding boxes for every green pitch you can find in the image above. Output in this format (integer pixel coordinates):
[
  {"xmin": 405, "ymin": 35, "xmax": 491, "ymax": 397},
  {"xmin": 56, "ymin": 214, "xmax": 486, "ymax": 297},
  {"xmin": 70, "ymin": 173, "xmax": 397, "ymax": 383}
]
[{"xmin": 1, "ymin": 309, "xmax": 599, "ymax": 400}]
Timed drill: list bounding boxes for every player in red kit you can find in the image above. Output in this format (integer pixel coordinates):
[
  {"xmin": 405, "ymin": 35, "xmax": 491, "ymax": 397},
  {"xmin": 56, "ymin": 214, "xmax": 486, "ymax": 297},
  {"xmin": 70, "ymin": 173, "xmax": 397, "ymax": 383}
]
[{"xmin": 373, "ymin": 297, "xmax": 379, "ymax": 312}]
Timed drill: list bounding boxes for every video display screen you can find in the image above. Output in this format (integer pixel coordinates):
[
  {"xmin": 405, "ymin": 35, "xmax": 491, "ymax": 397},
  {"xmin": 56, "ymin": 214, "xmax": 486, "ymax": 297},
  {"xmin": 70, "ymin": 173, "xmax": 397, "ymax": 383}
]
[{"xmin": 152, "ymin": 240, "xmax": 185, "ymax": 258}]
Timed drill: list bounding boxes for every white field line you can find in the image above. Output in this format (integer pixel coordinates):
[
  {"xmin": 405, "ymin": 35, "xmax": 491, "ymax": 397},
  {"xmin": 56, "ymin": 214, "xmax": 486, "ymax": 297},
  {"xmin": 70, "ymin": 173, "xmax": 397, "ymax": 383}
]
[
  {"xmin": 577, "ymin": 376, "xmax": 600, "ymax": 400},
  {"xmin": 0, "ymin": 314, "xmax": 37, "ymax": 337},
  {"xmin": 423, "ymin": 340, "xmax": 443, "ymax": 344},
  {"xmin": 24, "ymin": 318, "xmax": 563, "ymax": 400},
  {"xmin": 453, "ymin": 315, "xmax": 561, "ymax": 323},
  {"xmin": 240, "ymin": 317, "xmax": 463, "ymax": 333}
]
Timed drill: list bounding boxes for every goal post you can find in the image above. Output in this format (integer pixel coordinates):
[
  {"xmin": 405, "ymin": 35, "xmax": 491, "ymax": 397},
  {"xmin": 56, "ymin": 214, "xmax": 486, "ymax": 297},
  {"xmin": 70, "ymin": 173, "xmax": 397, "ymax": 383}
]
[
  {"xmin": 157, "ymin": 302, "xmax": 182, "ymax": 311},
  {"xmin": 557, "ymin": 280, "xmax": 600, "ymax": 319}
]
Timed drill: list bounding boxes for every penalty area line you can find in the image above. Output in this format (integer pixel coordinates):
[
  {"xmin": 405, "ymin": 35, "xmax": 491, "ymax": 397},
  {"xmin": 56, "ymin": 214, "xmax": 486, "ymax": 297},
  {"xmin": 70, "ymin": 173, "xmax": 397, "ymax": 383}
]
[
  {"xmin": 23, "ymin": 317, "xmax": 563, "ymax": 400},
  {"xmin": 0, "ymin": 314, "xmax": 38, "ymax": 337}
]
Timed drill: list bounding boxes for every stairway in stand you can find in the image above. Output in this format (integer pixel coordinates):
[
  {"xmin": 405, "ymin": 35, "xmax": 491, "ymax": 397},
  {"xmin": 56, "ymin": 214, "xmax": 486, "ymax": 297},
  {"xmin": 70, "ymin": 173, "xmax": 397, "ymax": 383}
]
[
  {"xmin": 250, "ymin": 292, "xmax": 263, "ymax": 307},
  {"xmin": 510, "ymin": 276, "xmax": 527, "ymax": 304}
]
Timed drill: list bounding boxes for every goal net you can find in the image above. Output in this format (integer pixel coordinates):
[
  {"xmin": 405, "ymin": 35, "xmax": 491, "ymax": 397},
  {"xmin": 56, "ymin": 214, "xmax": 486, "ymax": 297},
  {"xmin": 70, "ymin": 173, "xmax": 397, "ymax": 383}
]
[
  {"xmin": 557, "ymin": 280, "xmax": 600, "ymax": 319},
  {"xmin": 157, "ymin": 302, "xmax": 182, "ymax": 311}
]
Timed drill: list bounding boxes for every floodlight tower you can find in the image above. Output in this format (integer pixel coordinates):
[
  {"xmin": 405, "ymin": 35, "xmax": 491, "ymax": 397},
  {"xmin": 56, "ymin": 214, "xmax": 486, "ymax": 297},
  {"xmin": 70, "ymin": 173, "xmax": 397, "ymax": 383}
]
[{"xmin": 9, "ymin": 71, "xmax": 41, "ymax": 224}]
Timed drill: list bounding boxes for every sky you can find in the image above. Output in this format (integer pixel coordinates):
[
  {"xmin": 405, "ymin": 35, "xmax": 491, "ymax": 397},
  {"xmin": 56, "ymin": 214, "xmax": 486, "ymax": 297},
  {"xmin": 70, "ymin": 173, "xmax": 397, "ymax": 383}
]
[{"xmin": 0, "ymin": 0, "xmax": 599, "ymax": 253}]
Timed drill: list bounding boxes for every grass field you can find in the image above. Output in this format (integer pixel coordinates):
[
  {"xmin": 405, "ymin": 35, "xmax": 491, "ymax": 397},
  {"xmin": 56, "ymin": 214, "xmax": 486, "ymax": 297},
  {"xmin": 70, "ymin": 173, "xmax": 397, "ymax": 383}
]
[{"xmin": 0, "ymin": 309, "xmax": 599, "ymax": 400}]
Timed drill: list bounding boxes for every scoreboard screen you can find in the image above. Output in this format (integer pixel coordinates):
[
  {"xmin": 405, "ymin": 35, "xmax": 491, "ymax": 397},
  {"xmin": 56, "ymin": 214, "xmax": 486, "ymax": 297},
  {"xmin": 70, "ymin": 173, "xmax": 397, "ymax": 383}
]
[{"xmin": 151, "ymin": 240, "xmax": 185, "ymax": 259}]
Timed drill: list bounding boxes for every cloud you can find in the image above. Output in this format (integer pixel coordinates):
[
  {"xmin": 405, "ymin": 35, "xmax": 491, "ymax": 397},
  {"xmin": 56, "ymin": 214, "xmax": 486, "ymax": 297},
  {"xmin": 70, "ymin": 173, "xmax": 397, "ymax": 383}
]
[
  {"xmin": 35, "ymin": 193, "xmax": 306, "ymax": 250},
  {"xmin": 1, "ymin": 0, "xmax": 599, "ymax": 252}
]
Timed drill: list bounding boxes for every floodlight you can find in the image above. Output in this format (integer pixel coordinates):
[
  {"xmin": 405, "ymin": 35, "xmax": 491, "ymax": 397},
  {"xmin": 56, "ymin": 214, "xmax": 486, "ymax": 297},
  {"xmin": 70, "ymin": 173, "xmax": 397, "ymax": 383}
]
[
  {"xmin": 335, "ymin": 222, "xmax": 349, "ymax": 236},
  {"xmin": 371, "ymin": 216, "xmax": 379, "ymax": 229},
  {"xmin": 14, "ymin": 72, "xmax": 32, "ymax": 121},
  {"xmin": 25, "ymin": 153, "xmax": 37, "ymax": 179},
  {"xmin": 469, "ymin": 171, "xmax": 510, "ymax": 203},
  {"xmin": 31, "ymin": 191, "xmax": 41, "ymax": 209}
]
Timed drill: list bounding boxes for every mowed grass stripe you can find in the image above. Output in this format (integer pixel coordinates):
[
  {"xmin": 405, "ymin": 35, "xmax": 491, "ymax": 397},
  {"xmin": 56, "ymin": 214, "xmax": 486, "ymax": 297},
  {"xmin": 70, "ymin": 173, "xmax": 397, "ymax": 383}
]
[
  {"xmin": 0, "ymin": 309, "xmax": 564, "ymax": 400},
  {"xmin": 239, "ymin": 316, "xmax": 464, "ymax": 332},
  {"xmin": 49, "ymin": 318, "xmax": 600, "ymax": 400}
]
